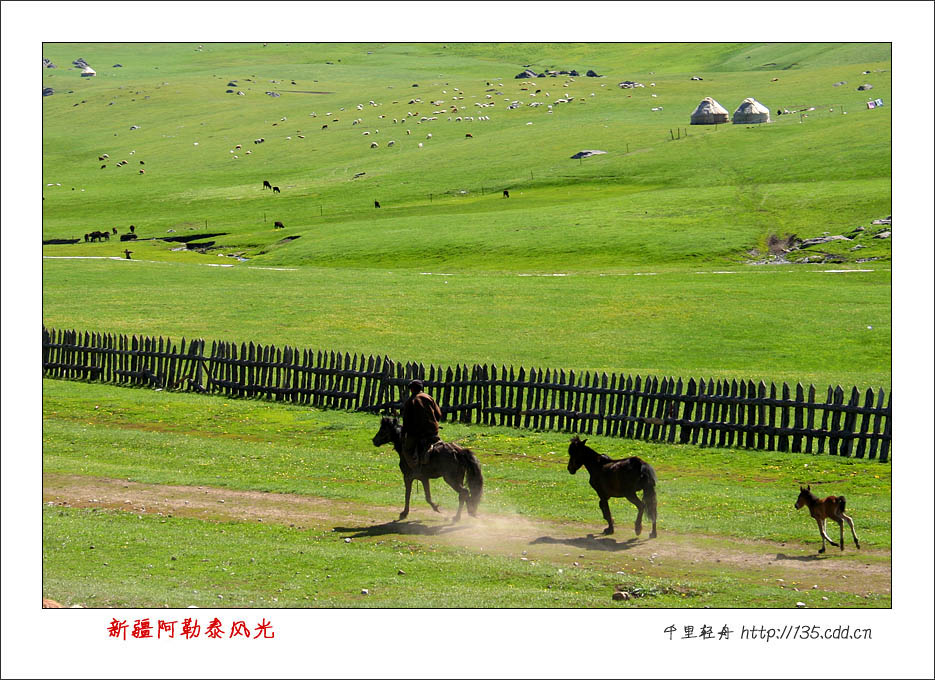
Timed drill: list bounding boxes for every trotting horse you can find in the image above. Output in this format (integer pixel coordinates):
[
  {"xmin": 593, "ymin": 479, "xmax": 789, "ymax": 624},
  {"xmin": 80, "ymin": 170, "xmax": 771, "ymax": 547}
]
[
  {"xmin": 566, "ymin": 436, "xmax": 658, "ymax": 537},
  {"xmin": 372, "ymin": 416, "xmax": 483, "ymax": 522},
  {"xmin": 795, "ymin": 485, "xmax": 860, "ymax": 554}
]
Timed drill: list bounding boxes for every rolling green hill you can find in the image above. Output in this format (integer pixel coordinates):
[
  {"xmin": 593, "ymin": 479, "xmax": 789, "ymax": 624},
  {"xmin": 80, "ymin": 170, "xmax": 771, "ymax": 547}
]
[{"xmin": 41, "ymin": 43, "xmax": 891, "ymax": 387}]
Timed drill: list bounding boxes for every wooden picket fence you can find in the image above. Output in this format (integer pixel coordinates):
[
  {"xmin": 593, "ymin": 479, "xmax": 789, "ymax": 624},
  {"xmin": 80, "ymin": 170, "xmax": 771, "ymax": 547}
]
[{"xmin": 42, "ymin": 327, "xmax": 892, "ymax": 461}]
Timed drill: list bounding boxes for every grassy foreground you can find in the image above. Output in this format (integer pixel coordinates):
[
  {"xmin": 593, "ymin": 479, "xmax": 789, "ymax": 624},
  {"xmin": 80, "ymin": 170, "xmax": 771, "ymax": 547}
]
[{"xmin": 43, "ymin": 380, "xmax": 890, "ymax": 608}]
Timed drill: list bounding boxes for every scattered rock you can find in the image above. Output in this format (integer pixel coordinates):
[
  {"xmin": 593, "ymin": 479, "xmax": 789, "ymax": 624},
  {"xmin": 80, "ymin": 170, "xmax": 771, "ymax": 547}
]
[
  {"xmin": 570, "ymin": 150, "xmax": 607, "ymax": 159},
  {"xmin": 43, "ymin": 87, "xmax": 55, "ymax": 97},
  {"xmin": 344, "ymin": 537, "xmax": 351, "ymax": 543},
  {"xmin": 795, "ymin": 601, "xmax": 807, "ymax": 608},
  {"xmin": 857, "ymin": 84, "xmax": 873, "ymax": 91},
  {"xmin": 832, "ymin": 81, "xmax": 847, "ymax": 87},
  {"xmin": 618, "ymin": 81, "xmax": 644, "ymax": 89},
  {"xmin": 873, "ymin": 231, "xmax": 891, "ymax": 239},
  {"xmin": 43, "ymin": 58, "xmax": 56, "ymax": 69},
  {"xmin": 514, "ymin": 69, "xmax": 538, "ymax": 79},
  {"xmin": 585, "ymin": 70, "xmax": 603, "ymax": 77},
  {"xmin": 361, "ymin": 588, "xmax": 370, "ymax": 595},
  {"xmin": 870, "ymin": 216, "xmax": 891, "ymax": 225},
  {"xmin": 798, "ymin": 235, "xmax": 852, "ymax": 247}
]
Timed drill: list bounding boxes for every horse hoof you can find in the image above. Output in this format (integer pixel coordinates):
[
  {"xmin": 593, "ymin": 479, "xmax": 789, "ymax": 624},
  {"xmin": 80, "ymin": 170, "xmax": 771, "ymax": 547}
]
[
  {"xmin": 634, "ymin": 526, "xmax": 642, "ymax": 536},
  {"xmin": 603, "ymin": 527, "xmax": 614, "ymax": 535},
  {"xmin": 818, "ymin": 547, "xmax": 825, "ymax": 554},
  {"xmin": 432, "ymin": 506, "xmax": 441, "ymax": 513},
  {"xmin": 398, "ymin": 513, "xmax": 408, "ymax": 520},
  {"xmin": 649, "ymin": 531, "xmax": 657, "ymax": 539}
]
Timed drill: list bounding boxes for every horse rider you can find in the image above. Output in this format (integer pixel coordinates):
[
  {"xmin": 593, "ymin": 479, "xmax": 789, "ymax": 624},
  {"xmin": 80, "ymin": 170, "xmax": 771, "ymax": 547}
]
[{"xmin": 401, "ymin": 379, "xmax": 442, "ymax": 469}]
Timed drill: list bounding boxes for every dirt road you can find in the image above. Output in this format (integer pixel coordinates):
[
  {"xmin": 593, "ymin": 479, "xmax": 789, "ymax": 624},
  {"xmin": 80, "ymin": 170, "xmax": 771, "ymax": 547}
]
[{"xmin": 43, "ymin": 473, "xmax": 890, "ymax": 600}]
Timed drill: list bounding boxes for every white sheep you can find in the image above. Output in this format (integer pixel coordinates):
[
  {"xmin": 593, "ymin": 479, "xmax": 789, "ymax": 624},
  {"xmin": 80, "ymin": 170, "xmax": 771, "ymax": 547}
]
[
  {"xmin": 387, "ymin": 140, "xmax": 395, "ymax": 146},
  {"xmin": 370, "ymin": 141, "xmax": 379, "ymax": 148},
  {"xmin": 426, "ymin": 133, "xmax": 432, "ymax": 139}
]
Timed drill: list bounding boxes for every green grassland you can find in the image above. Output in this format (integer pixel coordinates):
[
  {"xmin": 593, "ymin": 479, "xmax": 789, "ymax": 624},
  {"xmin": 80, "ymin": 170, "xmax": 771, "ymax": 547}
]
[
  {"xmin": 41, "ymin": 43, "xmax": 892, "ymax": 609},
  {"xmin": 41, "ymin": 43, "xmax": 891, "ymax": 387},
  {"xmin": 43, "ymin": 379, "xmax": 890, "ymax": 608}
]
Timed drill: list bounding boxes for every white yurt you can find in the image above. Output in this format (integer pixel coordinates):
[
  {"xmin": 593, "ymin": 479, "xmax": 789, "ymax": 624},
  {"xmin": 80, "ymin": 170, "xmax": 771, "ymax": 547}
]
[
  {"xmin": 689, "ymin": 97, "xmax": 729, "ymax": 125},
  {"xmin": 732, "ymin": 97, "xmax": 770, "ymax": 124}
]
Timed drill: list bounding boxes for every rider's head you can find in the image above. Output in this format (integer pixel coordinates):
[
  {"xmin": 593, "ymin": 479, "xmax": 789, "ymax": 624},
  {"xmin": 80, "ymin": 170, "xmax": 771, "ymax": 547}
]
[{"xmin": 408, "ymin": 379, "xmax": 423, "ymax": 394}]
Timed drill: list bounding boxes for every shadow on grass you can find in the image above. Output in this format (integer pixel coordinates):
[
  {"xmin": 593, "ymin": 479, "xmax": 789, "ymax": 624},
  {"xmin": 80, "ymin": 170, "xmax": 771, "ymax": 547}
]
[
  {"xmin": 774, "ymin": 552, "xmax": 828, "ymax": 562},
  {"xmin": 333, "ymin": 519, "xmax": 470, "ymax": 539},
  {"xmin": 530, "ymin": 534, "xmax": 643, "ymax": 552}
]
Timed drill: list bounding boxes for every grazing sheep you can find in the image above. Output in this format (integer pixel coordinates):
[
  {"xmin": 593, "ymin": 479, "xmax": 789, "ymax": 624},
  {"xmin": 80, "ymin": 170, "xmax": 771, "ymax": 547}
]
[
  {"xmin": 139, "ymin": 168, "xmax": 145, "ymax": 174},
  {"xmin": 406, "ymin": 129, "xmax": 411, "ymax": 135},
  {"xmin": 426, "ymin": 133, "xmax": 432, "ymax": 139},
  {"xmin": 387, "ymin": 140, "xmax": 395, "ymax": 146},
  {"xmin": 370, "ymin": 142, "xmax": 379, "ymax": 148},
  {"xmin": 235, "ymin": 144, "xmax": 242, "ymax": 149},
  {"xmin": 272, "ymin": 186, "xmax": 280, "ymax": 193}
]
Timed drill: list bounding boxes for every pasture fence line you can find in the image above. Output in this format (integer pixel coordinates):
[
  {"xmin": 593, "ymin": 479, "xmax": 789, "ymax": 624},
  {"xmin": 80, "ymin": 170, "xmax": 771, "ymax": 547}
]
[{"xmin": 42, "ymin": 326, "xmax": 891, "ymax": 462}]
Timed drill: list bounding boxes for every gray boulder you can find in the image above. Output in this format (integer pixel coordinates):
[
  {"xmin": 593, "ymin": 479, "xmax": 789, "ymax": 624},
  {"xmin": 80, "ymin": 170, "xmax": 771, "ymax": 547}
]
[
  {"xmin": 857, "ymin": 83, "xmax": 873, "ymax": 91},
  {"xmin": 43, "ymin": 87, "xmax": 54, "ymax": 97}
]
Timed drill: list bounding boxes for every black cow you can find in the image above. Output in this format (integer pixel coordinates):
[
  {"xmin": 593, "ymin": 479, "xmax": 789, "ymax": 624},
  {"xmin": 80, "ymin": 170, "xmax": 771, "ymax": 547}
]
[
  {"xmin": 503, "ymin": 189, "xmax": 510, "ymax": 198},
  {"xmin": 263, "ymin": 180, "xmax": 272, "ymax": 190},
  {"xmin": 274, "ymin": 221, "xmax": 285, "ymax": 229},
  {"xmin": 374, "ymin": 200, "xmax": 381, "ymax": 208},
  {"xmin": 272, "ymin": 186, "xmax": 280, "ymax": 194}
]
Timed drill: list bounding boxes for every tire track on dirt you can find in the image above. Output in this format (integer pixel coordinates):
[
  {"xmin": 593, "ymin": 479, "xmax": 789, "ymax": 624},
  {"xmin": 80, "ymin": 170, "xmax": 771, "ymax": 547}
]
[{"xmin": 43, "ymin": 473, "xmax": 890, "ymax": 597}]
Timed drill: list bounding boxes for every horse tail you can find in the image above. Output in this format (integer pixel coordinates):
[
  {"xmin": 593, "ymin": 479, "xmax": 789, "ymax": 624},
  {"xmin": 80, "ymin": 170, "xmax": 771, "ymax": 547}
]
[
  {"xmin": 641, "ymin": 462, "xmax": 658, "ymax": 523},
  {"xmin": 457, "ymin": 448, "xmax": 484, "ymax": 516}
]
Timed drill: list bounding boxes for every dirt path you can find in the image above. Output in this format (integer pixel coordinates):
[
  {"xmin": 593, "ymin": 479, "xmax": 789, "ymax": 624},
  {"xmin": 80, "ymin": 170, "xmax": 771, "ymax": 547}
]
[{"xmin": 43, "ymin": 473, "xmax": 890, "ymax": 597}]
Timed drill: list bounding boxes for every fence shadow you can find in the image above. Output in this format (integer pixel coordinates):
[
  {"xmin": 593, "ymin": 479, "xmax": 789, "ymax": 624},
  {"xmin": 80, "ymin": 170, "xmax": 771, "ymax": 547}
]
[
  {"xmin": 332, "ymin": 519, "xmax": 469, "ymax": 540},
  {"xmin": 530, "ymin": 534, "xmax": 642, "ymax": 552}
]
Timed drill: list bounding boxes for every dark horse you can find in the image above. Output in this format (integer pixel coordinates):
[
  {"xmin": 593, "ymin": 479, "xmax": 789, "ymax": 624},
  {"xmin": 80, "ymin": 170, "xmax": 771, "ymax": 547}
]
[
  {"xmin": 372, "ymin": 416, "xmax": 483, "ymax": 522},
  {"xmin": 567, "ymin": 436, "xmax": 657, "ymax": 537},
  {"xmin": 795, "ymin": 485, "xmax": 859, "ymax": 554}
]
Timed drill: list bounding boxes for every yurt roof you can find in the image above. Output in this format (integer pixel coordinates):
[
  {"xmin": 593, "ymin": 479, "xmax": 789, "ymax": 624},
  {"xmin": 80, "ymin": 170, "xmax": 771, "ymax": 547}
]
[
  {"xmin": 692, "ymin": 97, "xmax": 728, "ymax": 115},
  {"xmin": 734, "ymin": 97, "xmax": 769, "ymax": 114}
]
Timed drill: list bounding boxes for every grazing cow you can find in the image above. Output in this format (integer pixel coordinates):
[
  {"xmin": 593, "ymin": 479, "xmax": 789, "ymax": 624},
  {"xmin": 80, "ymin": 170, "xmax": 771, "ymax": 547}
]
[
  {"xmin": 322, "ymin": 124, "xmax": 328, "ymax": 129},
  {"xmin": 139, "ymin": 169, "xmax": 145, "ymax": 174},
  {"xmin": 465, "ymin": 133, "xmax": 473, "ymax": 138},
  {"xmin": 101, "ymin": 164, "xmax": 106, "ymax": 169},
  {"xmin": 139, "ymin": 160, "xmax": 145, "ymax": 165},
  {"xmin": 374, "ymin": 200, "xmax": 381, "ymax": 208},
  {"xmin": 503, "ymin": 190, "xmax": 510, "ymax": 198},
  {"xmin": 263, "ymin": 180, "xmax": 272, "ymax": 190},
  {"xmin": 273, "ymin": 221, "xmax": 285, "ymax": 229},
  {"xmin": 272, "ymin": 186, "xmax": 280, "ymax": 193}
]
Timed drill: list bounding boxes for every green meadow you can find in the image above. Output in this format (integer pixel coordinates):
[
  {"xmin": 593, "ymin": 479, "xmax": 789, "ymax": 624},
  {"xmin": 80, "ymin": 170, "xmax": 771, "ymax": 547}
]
[{"xmin": 41, "ymin": 43, "xmax": 891, "ymax": 609}]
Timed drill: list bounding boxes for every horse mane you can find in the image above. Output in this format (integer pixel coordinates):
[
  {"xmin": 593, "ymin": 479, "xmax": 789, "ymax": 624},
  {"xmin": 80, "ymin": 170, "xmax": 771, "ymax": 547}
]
[{"xmin": 569, "ymin": 436, "xmax": 612, "ymax": 464}]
